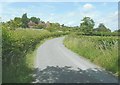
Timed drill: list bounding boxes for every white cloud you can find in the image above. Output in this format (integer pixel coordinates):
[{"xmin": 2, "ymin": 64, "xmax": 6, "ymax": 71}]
[{"xmin": 83, "ymin": 3, "xmax": 93, "ymax": 10}]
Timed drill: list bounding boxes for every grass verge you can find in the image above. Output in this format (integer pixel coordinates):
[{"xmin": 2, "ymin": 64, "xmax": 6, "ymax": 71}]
[{"xmin": 64, "ymin": 34, "xmax": 119, "ymax": 77}]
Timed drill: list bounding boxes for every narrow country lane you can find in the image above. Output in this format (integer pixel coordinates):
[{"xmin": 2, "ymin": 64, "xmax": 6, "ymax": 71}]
[{"xmin": 33, "ymin": 37, "xmax": 118, "ymax": 83}]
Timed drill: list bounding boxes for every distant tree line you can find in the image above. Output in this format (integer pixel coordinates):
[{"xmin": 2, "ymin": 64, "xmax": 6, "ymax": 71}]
[
  {"xmin": 80, "ymin": 17, "xmax": 113, "ymax": 34},
  {"xmin": 1, "ymin": 13, "xmax": 119, "ymax": 34},
  {"xmin": 1, "ymin": 13, "xmax": 62, "ymax": 30}
]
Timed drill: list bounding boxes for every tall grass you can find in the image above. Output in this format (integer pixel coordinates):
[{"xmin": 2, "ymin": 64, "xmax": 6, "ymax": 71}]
[
  {"xmin": 64, "ymin": 34, "xmax": 118, "ymax": 76},
  {"xmin": 2, "ymin": 27, "xmax": 67, "ymax": 83}
]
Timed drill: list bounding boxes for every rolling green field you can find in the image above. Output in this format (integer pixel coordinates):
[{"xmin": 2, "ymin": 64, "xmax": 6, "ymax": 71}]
[
  {"xmin": 2, "ymin": 27, "xmax": 67, "ymax": 83},
  {"xmin": 64, "ymin": 33, "xmax": 119, "ymax": 76}
]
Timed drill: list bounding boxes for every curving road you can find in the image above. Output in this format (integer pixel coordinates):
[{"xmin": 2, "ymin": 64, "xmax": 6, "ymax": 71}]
[{"xmin": 33, "ymin": 37, "xmax": 118, "ymax": 83}]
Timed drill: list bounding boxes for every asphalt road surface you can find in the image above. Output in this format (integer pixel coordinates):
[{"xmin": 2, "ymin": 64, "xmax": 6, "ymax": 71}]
[{"xmin": 33, "ymin": 37, "xmax": 118, "ymax": 83}]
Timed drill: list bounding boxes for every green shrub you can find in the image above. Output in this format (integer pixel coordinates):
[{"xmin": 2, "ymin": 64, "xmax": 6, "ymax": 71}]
[{"xmin": 2, "ymin": 27, "xmax": 67, "ymax": 83}]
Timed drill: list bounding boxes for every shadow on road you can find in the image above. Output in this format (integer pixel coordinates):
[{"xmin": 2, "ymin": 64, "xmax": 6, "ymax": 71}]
[{"xmin": 32, "ymin": 66, "xmax": 118, "ymax": 83}]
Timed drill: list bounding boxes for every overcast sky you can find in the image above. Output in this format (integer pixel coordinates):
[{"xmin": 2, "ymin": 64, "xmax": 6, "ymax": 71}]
[{"xmin": 0, "ymin": 2, "xmax": 118, "ymax": 31}]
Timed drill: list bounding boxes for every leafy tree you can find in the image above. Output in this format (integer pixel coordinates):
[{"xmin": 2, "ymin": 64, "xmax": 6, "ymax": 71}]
[
  {"xmin": 2, "ymin": 17, "xmax": 22, "ymax": 30},
  {"xmin": 21, "ymin": 13, "xmax": 29, "ymax": 28},
  {"xmin": 61, "ymin": 24, "xmax": 64, "ymax": 27},
  {"xmin": 46, "ymin": 22, "xmax": 60, "ymax": 32},
  {"xmin": 80, "ymin": 17, "xmax": 95, "ymax": 34},
  {"xmin": 29, "ymin": 17, "xmax": 40, "ymax": 24},
  {"xmin": 94, "ymin": 23, "xmax": 111, "ymax": 32},
  {"xmin": 51, "ymin": 23, "xmax": 60, "ymax": 28},
  {"xmin": 13, "ymin": 17, "xmax": 22, "ymax": 28},
  {"xmin": 5, "ymin": 20, "xmax": 16, "ymax": 30}
]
